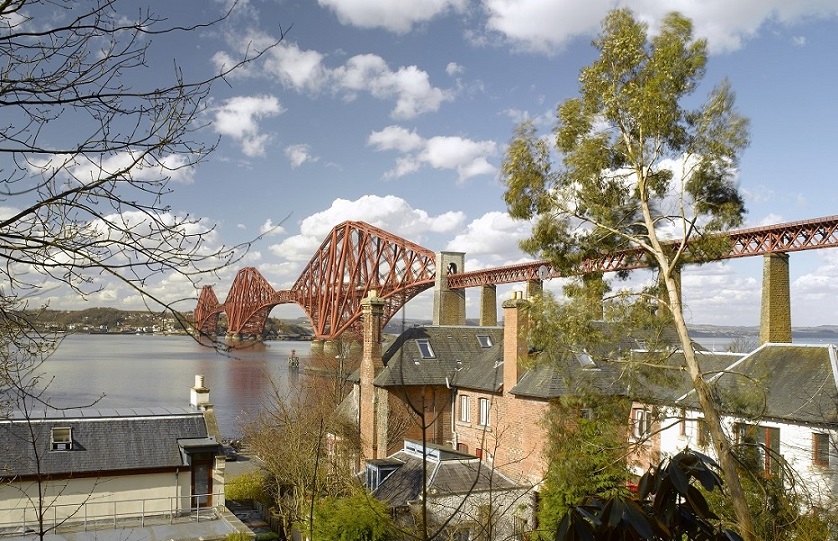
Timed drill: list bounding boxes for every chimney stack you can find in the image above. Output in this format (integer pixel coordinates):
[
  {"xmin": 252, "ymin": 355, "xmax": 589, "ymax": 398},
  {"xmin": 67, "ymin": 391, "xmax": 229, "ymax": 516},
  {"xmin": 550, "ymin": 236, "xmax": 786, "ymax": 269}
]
[{"xmin": 502, "ymin": 292, "xmax": 530, "ymax": 394}]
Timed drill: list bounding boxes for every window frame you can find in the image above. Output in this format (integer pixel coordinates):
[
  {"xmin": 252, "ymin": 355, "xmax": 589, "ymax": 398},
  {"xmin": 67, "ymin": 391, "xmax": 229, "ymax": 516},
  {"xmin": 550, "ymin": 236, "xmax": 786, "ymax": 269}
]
[
  {"xmin": 631, "ymin": 408, "xmax": 650, "ymax": 440},
  {"xmin": 51, "ymin": 426, "xmax": 73, "ymax": 451},
  {"xmin": 416, "ymin": 338, "xmax": 435, "ymax": 359},
  {"xmin": 813, "ymin": 432, "xmax": 830, "ymax": 467},
  {"xmin": 478, "ymin": 397, "xmax": 491, "ymax": 427},
  {"xmin": 459, "ymin": 394, "xmax": 471, "ymax": 423},
  {"xmin": 476, "ymin": 334, "xmax": 493, "ymax": 348},
  {"xmin": 736, "ymin": 423, "xmax": 781, "ymax": 476}
]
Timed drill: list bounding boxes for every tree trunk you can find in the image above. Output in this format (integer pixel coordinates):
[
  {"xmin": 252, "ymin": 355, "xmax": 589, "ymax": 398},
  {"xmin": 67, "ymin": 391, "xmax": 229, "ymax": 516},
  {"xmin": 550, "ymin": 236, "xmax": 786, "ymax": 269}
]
[{"xmin": 662, "ymin": 271, "xmax": 756, "ymax": 541}]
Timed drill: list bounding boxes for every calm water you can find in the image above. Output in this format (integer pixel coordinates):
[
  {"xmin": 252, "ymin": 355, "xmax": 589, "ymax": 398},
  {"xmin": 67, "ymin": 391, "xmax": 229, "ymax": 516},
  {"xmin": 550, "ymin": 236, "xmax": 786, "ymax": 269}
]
[{"xmin": 37, "ymin": 334, "xmax": 313, "ymax": 439}]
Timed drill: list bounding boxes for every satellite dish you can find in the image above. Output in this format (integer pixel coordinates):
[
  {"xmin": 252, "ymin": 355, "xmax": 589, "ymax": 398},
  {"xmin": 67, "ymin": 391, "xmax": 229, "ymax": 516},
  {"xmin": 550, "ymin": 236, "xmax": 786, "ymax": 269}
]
[{"xmin": 537, "ymin": 264, "xmax": 549, "ymax": 280}]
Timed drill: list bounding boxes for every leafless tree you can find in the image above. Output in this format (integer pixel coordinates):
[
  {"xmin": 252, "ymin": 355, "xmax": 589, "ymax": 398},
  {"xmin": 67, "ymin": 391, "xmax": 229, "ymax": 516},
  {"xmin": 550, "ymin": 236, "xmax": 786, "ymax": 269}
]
[{"xmin": 0, "ymin": 0, "xmax": 282, "ymax": 335}]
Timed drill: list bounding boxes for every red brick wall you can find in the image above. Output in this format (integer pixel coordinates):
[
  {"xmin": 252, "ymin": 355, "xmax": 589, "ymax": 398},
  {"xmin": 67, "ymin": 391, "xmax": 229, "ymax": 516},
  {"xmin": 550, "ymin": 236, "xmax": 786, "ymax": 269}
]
[{"xmin": 454, "ymin": 388, "xmax": 549, "ymax": 486}]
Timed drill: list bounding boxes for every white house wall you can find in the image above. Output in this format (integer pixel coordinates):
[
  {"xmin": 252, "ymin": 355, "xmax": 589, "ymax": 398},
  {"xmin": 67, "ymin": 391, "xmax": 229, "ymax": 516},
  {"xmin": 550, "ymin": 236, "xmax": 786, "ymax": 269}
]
[
  {"xmin": 0, "ymin": 471, "xmax": 195, "ymax": 530},
  {"xmin": 655, "ymin": 407, "xmax": 838, "ymax": 510}
]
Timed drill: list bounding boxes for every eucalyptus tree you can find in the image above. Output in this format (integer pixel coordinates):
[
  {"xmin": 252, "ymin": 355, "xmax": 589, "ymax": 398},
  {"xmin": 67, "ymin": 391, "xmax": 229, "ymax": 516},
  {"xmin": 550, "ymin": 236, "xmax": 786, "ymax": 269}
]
[{"xmin": 502, "ymin": 9, "xmax": 754, "ymax": 539}]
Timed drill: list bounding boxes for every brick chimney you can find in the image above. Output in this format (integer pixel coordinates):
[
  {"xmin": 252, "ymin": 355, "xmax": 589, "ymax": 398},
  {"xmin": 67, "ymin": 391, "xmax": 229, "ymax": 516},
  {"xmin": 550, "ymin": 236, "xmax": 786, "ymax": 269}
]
[
  {"xmin": 360, "ymin": 290, "xmax": 385, "ymax": 459},
  {"xmin": 191, "ymin": 375, "xmax": 221, "ymax": 441},
  {"xmin": 502, "ymin": 292, "xmax": 530, "ymax": 395}
]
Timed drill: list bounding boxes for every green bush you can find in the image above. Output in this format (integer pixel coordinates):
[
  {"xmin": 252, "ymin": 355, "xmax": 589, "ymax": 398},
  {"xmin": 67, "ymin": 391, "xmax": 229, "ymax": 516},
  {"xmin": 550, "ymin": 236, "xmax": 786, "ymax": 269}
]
[
  {"xmin": 311, "ymin": 491, "xmax": 396, "ymax": 541},
  {"xmin": 226, "ymin": 470, "xmax": 269, "ymax": 503},
  {"xmin": 225, "ymin": 532, "xmax": 252, "ymax": 541}
]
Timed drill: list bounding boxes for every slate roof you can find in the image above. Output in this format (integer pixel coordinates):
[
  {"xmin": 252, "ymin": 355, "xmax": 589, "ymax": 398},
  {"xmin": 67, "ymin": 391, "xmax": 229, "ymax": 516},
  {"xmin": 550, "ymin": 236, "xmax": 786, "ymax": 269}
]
[
  {"xmin": 374, "ymin": 326, "xmax": 504, "ymax": 392},
  {"xmin": 677, "ymin": 343, "xmax": 838, "ymax": 425},
  {"xmin": 370, "ymin": 440, "xmax": 522, "ymax": 508},
  {"xmin": 0, "ymin": 406, "xmax": 215, "ymax": 479},
  {"xmin": 509, "ymin": 349, "xmax": 627, "ymax": 399}
]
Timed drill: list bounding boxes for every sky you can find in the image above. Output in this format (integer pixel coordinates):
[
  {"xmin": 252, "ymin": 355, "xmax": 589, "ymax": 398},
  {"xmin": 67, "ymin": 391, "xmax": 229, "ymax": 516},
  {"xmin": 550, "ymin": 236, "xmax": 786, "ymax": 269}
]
[{"xmin": 23, "ymin": 0, "xmax": 838, "ymax": 328}]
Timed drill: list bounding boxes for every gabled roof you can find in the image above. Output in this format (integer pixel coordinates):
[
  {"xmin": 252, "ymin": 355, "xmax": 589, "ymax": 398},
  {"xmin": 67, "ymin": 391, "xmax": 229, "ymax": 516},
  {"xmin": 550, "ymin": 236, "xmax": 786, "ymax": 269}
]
[
  {"xmin": 374, "ymin": 326, "xmax": 504, "ymax": 392},
  {"xmin": 510, "ymin": 349, "xmax": 627, "ymax": 399},
  {"xmin": 677, "ymin": 343, "xmax": 838, "ymax": 425},
  {"xmin": 369, "ymin": 440, "xmax": 523, "ymax": 508},
  {"xmin": 0, "ymin": 406, "xmax": 215, "ymax": 479}
]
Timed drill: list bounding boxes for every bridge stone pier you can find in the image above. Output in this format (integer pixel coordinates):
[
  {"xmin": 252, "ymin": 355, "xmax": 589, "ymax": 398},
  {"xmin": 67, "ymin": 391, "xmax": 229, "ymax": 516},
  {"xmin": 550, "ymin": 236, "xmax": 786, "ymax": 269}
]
[
  {"xmin": 480, "ymin": 285, "xmax": 498, "ymax": 326},
  {"xmin": 760, "ymin": 253, "xmax": 792, "ymax": 344},
  {"xmin": 433, "ymin": 252, "xmax": 466, "ymax": 326}
]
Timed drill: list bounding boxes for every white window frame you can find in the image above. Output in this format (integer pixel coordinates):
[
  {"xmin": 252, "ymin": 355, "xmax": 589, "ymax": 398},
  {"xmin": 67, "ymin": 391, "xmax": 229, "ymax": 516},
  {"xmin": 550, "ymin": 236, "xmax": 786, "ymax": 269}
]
[
  {"xmin": 632, "ymin": 408, "xmax": 649, "ymax": 440},
  {"xmin": 459, "ymin": 395, "xmax": 471, "ymax": 423},
  {"xmin": 416, "ymin": 338, "xmax": 435, "ymax": 359},
  {"xmin": 478, "ymin": 398, "xmax": 491, "ymax": 427},
  {"xmin": 51, "ymin": 427, "xmax": 73, "ymax": 451}
]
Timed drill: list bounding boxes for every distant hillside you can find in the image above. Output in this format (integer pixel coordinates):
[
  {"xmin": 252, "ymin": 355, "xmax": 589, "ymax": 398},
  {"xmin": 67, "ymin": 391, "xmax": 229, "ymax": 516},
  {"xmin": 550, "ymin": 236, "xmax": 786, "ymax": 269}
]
[{"xmin": 25, "ymin": 308, "xmax": 313, "ymax": 338}]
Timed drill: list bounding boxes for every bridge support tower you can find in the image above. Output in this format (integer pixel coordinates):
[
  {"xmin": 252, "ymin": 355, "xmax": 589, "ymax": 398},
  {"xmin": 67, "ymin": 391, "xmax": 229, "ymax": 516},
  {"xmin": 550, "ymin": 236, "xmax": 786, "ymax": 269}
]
[
  {"xmin": 433, "ymin": 252, "xmax": 466, "ymax": 326},
  {"xmin": 760, "ymin": 253, "xmax": 792, "ymax": 344},
  {"xmin": 480, "ymin": 285, "xmax": 498, "ymax": 326}
]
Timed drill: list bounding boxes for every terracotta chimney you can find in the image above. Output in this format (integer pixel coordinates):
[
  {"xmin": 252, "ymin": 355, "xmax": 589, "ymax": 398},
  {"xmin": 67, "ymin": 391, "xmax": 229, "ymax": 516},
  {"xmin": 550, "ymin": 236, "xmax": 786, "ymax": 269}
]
[
  {"xmin": 360, "ymin": 290, "xmax": 385, "ymax": 459},
  {"xmin": 502, "ymin": 292, "xmax": 530, "ymax": 395}
]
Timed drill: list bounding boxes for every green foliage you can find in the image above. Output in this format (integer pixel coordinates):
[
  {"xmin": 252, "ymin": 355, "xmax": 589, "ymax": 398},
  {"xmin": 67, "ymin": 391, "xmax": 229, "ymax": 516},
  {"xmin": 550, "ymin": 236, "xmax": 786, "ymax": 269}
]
[
  {"xmin": 310, "ymin": 491, "xmax": 396, "ymax": 541},
  {"xmin": 225, "ymin": 532, "xmax": 253, "ymax": 541},
  {"xmin": 536, "ymin": 396, "xmax": 632, "ymax": 538},
  {"xmin": 557, "ymin": 449, "xmax": 742, "ymax": 541},
  {"xmin": 503, "ymin": 8, "xmax": 749, "ymax": 276},
  {"xmin": 703, "ymin": 450, "xmax": 838, "ymax": 541},
  {"xmin": 226, "ymin": 470, "xmax": 270, "ymax": 503}
]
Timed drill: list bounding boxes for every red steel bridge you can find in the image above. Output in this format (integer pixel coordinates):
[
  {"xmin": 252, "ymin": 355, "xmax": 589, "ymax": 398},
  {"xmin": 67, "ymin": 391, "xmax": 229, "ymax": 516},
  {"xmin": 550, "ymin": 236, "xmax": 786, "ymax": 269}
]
[{"xmin": 194, "ymin": 216, "xmax": 838, "ymax": 340}]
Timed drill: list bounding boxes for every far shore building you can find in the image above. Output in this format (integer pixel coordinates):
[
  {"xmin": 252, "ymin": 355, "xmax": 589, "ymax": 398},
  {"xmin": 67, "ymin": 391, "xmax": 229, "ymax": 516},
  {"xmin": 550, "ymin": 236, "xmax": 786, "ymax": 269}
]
[{"xmin": 0, "ymin": 375, "xmax": 248, "ymax": 540}]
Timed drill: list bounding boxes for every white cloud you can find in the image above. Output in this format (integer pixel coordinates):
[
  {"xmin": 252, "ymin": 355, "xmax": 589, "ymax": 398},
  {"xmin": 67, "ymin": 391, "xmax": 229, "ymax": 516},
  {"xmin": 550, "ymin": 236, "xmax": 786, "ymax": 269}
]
[
  {"xmin": 233, "ymin": 41, "xmax": 453, "ymax": 119},
  {"xmin": 260, "ymin": 219, "xmax": 286, "ymax": 236},
  {"xmin": 28, "ymin": 151, "xmax": 195, "ymax": 184},
  {"xmin": 368, "ymin": 125, "xmax": 497, "ymax": 182},
  {"xmin": 285, "ymin": 144, "xmax": 318, "ymax": 168},
  {"xmin": 446, "ymin": 62, "xmax": 464, "ymax": 76},
  {"xmin": 317, "ymin": 0, "xmax": 467, "ymax": 33},
  {"xmin": 480, "ymin": 0, "xmax": 838, "ymax": 54},
  {"xmin": 212, "ymin": 95, "xmax": 284, "ymax": 156},
  {"xmin": 269, "ymin": 195, "xmax": 467, "ymax": 263},
  {"xmin": 446, "ymin": 212, "xmax": 532, "ymax": 264}
]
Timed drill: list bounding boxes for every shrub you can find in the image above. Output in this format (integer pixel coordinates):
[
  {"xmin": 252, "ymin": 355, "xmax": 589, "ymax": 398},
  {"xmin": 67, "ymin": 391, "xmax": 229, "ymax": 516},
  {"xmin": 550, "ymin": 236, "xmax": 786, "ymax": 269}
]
[{"xmin": 226, "ymin": 470, "xmax": 269, "ymax": 503}]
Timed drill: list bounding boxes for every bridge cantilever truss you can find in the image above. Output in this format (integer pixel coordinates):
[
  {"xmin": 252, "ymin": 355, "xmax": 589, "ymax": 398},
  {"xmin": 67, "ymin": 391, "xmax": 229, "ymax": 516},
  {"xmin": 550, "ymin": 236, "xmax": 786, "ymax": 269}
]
[
  {"xmin": 195, "ymin": 215, "xmax": 838, "ymax": 340},
  {"xmin": 194, "ymin": 221, "xmax": 437, "ymax": 340}
]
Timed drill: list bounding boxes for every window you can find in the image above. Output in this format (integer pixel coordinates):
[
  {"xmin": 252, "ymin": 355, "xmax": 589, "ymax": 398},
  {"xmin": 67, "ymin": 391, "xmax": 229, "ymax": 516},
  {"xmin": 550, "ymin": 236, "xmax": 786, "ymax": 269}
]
[
  {"xmin": 679, "ymin": 408, "xmax": 687, "ymax": 436},
  {"xmin": 737, "ymin": 423, "xmax": 781, "ymax": 476},
  {"xmin": 696, "ymin": 418, "xmax": 711, "ymax": 448},
  {"xmin": 457, "ymin": 442, "xmax": 469, "ymax": 453},
  {"xmin": 814, "ymin": 433, "xmax": 830, "ymax": 467},
  {"xmin": 477, "ymin": 334, "xmax": 493, "ymax": 348},
  {"xmin": 459, "ymin": 395, "xmax": 471, "ymax": 423},
  {"xmin": 478, "ymin": 398, "xmax": 491, "ymax": 427},
  {"xmin": 51, "ymin": 427, "xmax": 73, "ymax": 451},
  {"xmin": 416, "ymin": 338, "xmax": 435, "ymax": 359},
  {"xmin": 575, "ymin": 351, "xmax": 596, "ymax": 368},
  {"xmin": 632, "ymin": 408, "xmax": 650, "ymax": 439}
]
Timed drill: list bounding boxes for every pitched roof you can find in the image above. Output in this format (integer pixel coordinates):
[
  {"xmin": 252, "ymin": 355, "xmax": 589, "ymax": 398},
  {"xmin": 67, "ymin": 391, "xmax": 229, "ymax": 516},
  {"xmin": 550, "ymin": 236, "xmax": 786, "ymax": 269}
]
[
  {"xmin": 510, "ymin": 349, "xmax": 627, "ymax": 399},
  {"xmin": 678, "ymin": 343, "xmax": 838, "ymax": 425},
  {"xmin": 374, "ymin": 326, "xmax": 504, "ymax": 392},
  {"xmin": 370, "ymin": 440, "xmax": 522, "ymax": 508},
  {"xmin": 0, "ymin": 406, "xmax": 215, "ymax": 479}
]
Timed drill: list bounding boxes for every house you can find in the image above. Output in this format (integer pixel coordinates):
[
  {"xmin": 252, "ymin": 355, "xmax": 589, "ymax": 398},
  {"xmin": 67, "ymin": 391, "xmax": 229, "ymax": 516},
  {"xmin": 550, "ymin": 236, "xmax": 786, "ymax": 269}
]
[
  {"xmin": 0, "ymin": 375, "xmax": 238, "ymax": 537},
  {"xmin": 366, "ymin": 439, "xmax": 531, "ymax": 540},
  {"xmin": 647, "ymin": 343, "xmax": 838, "ymax": 508},
  {"xmin": 353, "ymin": 288, "xmax": 838, "ymax": 530}
]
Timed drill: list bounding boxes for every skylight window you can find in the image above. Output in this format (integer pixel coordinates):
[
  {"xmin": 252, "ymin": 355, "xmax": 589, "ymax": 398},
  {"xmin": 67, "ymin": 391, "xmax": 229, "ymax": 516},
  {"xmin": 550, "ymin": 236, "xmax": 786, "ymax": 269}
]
[
  {"xmin": 477, "ymin": 335, "xmax": 492, "ymax": 348},
  {"xmin": 416, "ymin": 339, "xmax": 435, "ymax": 359},
  {"xmin": 575, "ymin": 351, "xmax": 596, "ymax": 368}
]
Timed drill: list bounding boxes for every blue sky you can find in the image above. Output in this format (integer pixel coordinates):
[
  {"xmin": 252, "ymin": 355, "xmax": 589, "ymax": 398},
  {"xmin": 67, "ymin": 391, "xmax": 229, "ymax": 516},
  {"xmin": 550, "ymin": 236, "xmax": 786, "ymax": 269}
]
[{"xmin": 30, "ymin": 0, "xmax": 838, "ymax": 327}]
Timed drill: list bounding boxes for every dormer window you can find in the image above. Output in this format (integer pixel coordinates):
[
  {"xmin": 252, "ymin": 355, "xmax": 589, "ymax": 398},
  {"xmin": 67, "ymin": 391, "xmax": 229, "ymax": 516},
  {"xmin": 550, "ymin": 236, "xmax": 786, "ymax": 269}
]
[
  {"xmin": 51, "ymin": 427, "xmax": 73, "ymax": 451},
  {"xmin": 477, "ymin": 335, "xmax": 492, "ymax": 348},
  {"xmin": 416, "ymin": 339, "xmax": 435, "ymax": 359}
]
